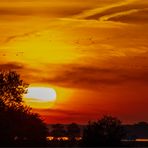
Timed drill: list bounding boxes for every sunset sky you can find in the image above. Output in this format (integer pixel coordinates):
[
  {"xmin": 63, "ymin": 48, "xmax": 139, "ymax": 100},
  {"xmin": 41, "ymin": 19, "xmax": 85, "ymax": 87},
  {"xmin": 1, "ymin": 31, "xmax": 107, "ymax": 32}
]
[{"xmin": 0, "ymin": 0, "xmax": 148, "ymax": 124}]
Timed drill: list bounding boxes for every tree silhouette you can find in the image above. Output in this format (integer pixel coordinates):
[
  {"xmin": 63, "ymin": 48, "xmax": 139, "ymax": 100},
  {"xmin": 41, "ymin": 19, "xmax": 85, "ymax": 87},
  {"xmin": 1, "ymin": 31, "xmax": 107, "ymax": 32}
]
[
  {"xmin": 135, "ymin": 121, "xmax": 148, "ymax": 126},
  {"xmin": 67, "ymin": 123, "xmax": 80, "ymax": 140},
  {"xmin": 50, "ymin": 124, "xmax": 66, "ymax": 138},
  {"xmin": 0, "ymin": 71, "xmax": 28, "ymax": 106},
  {"xmin": 82, "ymin": 115, "xmax": 126, "ymax": 147},
  {"xmin": 0, "ymin": 71, "xmax": 48, "ymax": 146}
]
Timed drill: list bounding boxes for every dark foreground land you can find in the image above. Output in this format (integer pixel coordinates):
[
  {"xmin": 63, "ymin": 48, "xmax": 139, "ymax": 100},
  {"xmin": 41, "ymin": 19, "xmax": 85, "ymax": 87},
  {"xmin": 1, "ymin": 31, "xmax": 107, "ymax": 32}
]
[
  {"xmin": 1, "ymin": 140, "xmax": 148, "ymax": 147},
  {"xmin": 46, "ymin": 140, "xmax": 148, "ymax": 147}
]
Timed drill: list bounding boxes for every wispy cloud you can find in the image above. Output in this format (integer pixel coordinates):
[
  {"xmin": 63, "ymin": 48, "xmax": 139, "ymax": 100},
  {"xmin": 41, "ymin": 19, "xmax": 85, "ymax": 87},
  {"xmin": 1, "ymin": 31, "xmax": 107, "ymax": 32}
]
[
  {"xmin": 99, "ymin": 9, "xmax": 139, "ymax": 21},
  {"xmin": 73, "ymin": 0, "xmax": 137, "ymax": 19},
  {"xmin": 107, "ymin": 8, "xmax": 148, "ymax": 24}
]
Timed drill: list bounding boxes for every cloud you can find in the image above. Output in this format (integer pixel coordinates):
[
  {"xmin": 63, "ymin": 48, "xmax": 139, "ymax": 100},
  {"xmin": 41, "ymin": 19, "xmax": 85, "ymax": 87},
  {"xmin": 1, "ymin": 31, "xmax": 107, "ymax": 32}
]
[
  {"xmin": 3, "ymin": 31, "xmax": 37, "ymax": 44},
  {"xmin": 0, "ymin": 0, "xmax": 97, "ymax": 19},
  {"xmin": 72, "ymin": 0, "xmax": 148, "ymax": 25},
  {"xmin": 34, "ymin": 108, "xmax": 81, "ymax": 116},
  {"xmin": 107, "ymin": 8, "xmax": 148, "ymax": 24},
  {"xmin": 43, "ymin": 66, "xmax": 122, "ymax": 88},
  {"xmin": 99, "ymin": 9, "xmax": 139, "ymax": 21},
  {"xmin": 0, "ymin": 62, "xmax": 44, "ymax": 84},
  {"xmin": 34, "ymin": 108, "xmax": 104, "ymax": 123},
  {"xmin": 73, "ymin": 0, "xmax": 137, "ymax": 19},
  {"xmin": 0, "ymin": 62, "xmax": 24, "ymax": 70},
  {"xmin": 3, "ymin": 58, "xmax": 147, "ymax": 91},
  {"xmin": 39, "ymin": 53, "xmax": 148, "ymax": 90}
]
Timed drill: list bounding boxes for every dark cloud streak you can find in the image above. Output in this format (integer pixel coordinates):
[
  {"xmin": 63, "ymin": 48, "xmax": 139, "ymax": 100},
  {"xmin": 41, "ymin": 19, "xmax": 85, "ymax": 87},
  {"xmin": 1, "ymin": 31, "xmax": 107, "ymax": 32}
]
[
  {"xmin": 0, "ymin": 62, "xmax": 24, "ymax": 70},
  {"xmin": 38, "ymin": 51, "xmax": 148, "ymax": 90}
]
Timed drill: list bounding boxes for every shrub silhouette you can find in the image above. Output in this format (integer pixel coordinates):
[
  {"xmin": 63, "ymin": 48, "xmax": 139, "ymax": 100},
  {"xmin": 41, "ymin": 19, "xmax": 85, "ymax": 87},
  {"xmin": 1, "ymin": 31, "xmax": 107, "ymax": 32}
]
[
  {"xmin": 0, "ymin": 71, "xmax": 48, "ymax": 146},
  {"xmin": 50, "ymin": 124, "xmax": 66, "ymax": 138},
  {"xmin": 82, "ymin": 115, "xmax": 126, "ymax": 147},
  {"xmin": 67, "ymin": 123, "xmax": 80, "ymax": 140}
]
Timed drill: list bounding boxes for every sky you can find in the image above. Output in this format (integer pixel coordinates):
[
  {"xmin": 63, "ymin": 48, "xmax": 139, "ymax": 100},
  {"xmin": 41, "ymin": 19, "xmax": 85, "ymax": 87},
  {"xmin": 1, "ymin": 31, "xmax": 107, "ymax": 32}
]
[{"xmin": 0, "ymin": 0, "xmax": 148, "ymax": 124}]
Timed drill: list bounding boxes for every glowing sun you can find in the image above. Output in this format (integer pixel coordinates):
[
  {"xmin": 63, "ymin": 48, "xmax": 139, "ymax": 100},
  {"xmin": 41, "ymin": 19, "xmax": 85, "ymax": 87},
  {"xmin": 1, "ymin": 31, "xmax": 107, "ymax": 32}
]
[{"xmin": 25, "ymin": 87, "xmax": 57, "ymax": 102}]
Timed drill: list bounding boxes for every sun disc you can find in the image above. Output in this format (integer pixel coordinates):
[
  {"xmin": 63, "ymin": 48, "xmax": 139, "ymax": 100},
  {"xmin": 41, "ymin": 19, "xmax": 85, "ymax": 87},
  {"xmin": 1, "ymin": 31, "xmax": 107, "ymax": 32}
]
[{"xmin": 25, "ymin": 87, "xmax": 57, "ymax": 102}]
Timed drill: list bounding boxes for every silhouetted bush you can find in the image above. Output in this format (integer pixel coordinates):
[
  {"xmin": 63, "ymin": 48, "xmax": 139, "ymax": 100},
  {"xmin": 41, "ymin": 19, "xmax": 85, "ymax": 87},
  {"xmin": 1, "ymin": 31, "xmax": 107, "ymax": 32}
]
[
  {"xmin": 82, "ymin": 115, "xmax": 126, "ymax": 147},
  {"xmin": 50, "ymin": 124, "xmax": 67, "ymax": 138},
  {"xmin": 67, "ymin": 123, "xmax": 80, "ymax": 140}
]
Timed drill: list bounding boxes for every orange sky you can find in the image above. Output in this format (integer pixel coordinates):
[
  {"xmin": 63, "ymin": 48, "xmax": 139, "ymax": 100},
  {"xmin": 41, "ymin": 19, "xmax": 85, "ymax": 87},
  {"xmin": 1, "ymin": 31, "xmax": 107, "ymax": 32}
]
[{"xmin": 0, "ymin": 0, "xmax": 148, "ymax": 124}]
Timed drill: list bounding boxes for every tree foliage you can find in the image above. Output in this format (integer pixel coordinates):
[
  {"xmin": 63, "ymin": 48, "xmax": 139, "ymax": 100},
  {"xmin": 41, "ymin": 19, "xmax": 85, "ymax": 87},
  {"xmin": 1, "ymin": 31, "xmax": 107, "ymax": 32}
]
[
  {"xmin": 50, "ymin": 124, "xmax": 66, "ymax": 138},
  {"xmin": 67, "ymin": 123, "xmax": 80, "ymax": 140},
  {"xmin": 0, "ymin": 71, "xmax": 28, "ymax": 106},
  {"xmin": 82, "ymin": 115, "xmax": 126, "ymax": 146},
  {"xmin": 0, "ymin": 71, "xmax": 48, "ymax": 146}
]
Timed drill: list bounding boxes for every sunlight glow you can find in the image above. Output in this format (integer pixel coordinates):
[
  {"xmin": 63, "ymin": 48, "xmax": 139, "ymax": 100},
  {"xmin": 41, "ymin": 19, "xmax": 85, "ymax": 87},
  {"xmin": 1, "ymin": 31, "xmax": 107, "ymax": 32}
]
[{"xmin": 25, "ymin": 87, "xmax": 57, "ymax": 102}]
